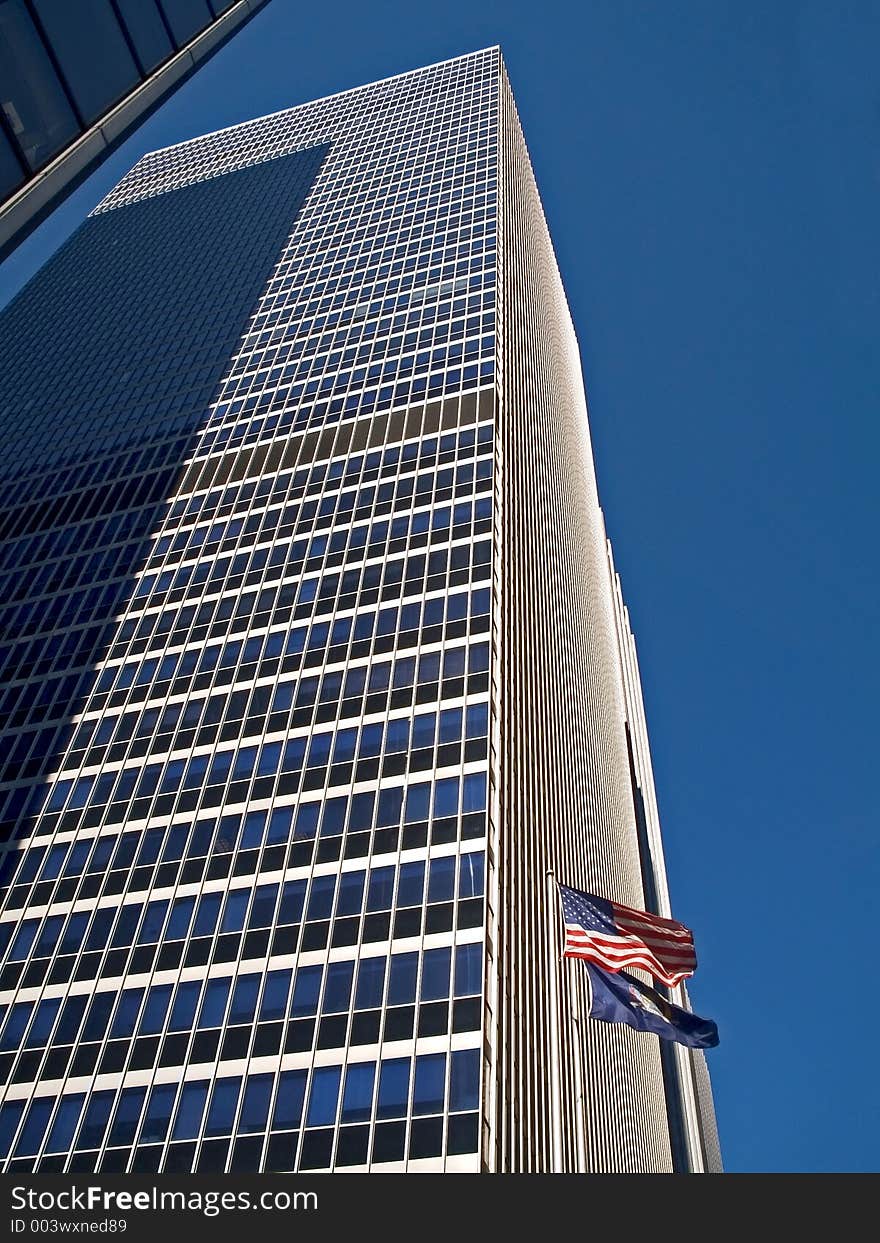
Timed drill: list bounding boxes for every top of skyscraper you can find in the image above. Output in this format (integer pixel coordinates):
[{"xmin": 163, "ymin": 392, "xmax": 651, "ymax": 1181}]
[{"xmin": 94, "ymin": 47, "xmax": 502, "ymax": 212}]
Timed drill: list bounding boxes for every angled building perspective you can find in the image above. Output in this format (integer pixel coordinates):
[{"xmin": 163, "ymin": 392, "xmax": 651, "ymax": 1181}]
[
  {"xmin": 0, "ymin": 48, "xmax": 720, "ymax": 1172},
  {"xmin": 0, "ymin": 0, "xmax": 271, "ymax": 260}
]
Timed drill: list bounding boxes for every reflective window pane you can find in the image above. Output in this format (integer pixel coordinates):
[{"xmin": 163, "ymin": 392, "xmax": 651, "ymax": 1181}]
[
  {"xmin": 376, "ymin": 1058, "xmax": 409, "ymax": 1120},
  {"xmin": 341, "ymin": 1063, "xmax": 375, "ymax": 1123},
  {"xmin": 306, "ymin": 1066, "xmax": 341, "ymax": 1127},
  {"xmin": 0, "ymin": 0, "xmax": 79, "ymax": 170},
  {"xmin": 413, "ymin": 1053, "xmax": 446, "ymax": 1116},
  {"xmin": 0, "ymin": 126, "xmax": 24, "ymax": 198},
  {"xmin": 158, "ymin": 0, "xmax": 212, "ymax": 47},
  {"xmin": 33, "ymin": 0, "xmax": 140, "ymax": 126},
  {"xmin": 116, "ymin": 0, "xmax": 173, "ymax": 72}
]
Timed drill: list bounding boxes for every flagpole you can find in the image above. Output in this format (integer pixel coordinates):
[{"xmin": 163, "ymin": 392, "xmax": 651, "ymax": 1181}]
[
  {"xmin": 568, "ymin": 957, "xmax": 589, "ymax": 1172},
  {"xmin": 546, "ymin": 869, "xmax": 564, "ymax": 1173}
]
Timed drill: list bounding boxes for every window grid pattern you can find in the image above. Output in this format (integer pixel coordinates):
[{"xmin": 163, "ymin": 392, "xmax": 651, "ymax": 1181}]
[{"xmin": 0, "ymin": 49, "xmax": 500, "ymax": 1173}]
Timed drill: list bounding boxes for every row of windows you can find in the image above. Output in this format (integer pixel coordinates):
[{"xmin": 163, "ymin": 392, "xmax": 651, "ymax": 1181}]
[
  {"xmin": 0, "ymin": 1047, "xmax": 481, "ymax": 1172},
  {"xmin": 0, "ymin": 438, "xmax": 187, "ymax": 569},
  {"xmin": 206, "ymin": 318, "xmax": 491, "ymax": 429},
  {"xmin": 114, "ymin": 536, "xmax": 491, "ymax": 664},
  {"xmin": 96, "ymin": 587, "xmax": 490, "ymax": 705},
  {"xmin": 0, "ymin": 647, "xmax": 490, "ymax": 839},
  {"xmin": 0, "ymin": 942, "xmax": 483, "ymax": 1091},
  {"xmin": 198, "ymin": 336, "xmax": 494, "ymax": 457},
  {"xmin": 142, "ymin": 456, "xmax": 491, "ymax": 576},
  {"xmin": 244, "ymin": 234, "xmax": 489, "ymax": 337},
  {"xmin": 0, "ymin": 455, "xmax": 491, "ymax": 617},
  {"xmin": 220, "ymin": 310, "xmax": 494, "ymax": 432},
  {"xmin": 1, "ymin": 847, "xmax": 485, "ymax": 976},
  {"xmin": 203, "ymin": 355, "xmax": 495, "ymax": 456},
  {"xmin": 0, "ymin": 544, "xmax": 489, "ymax": 745},
  {"xmin": 35, "ymin": 699, "xmax": 488, "ymax": 851},
  {"xmin": 1, "ymin": 889, "xmax": 485, "ymax": 1024},
  {"xmin": 87, "ymin": 636, "xmax": 491, "ymax": 756},
  {"xmin": 4, "ymin": 782, "xmax": 486, "ymax": 907},
  {"xmin": 170, "ymin": 420, "xmax": 492, "ymax": 527},
  {"xmin": 0, "ymin": 410, "xmax": 492, "ymax": 579},
  {"xmin": 0, "ymin": 437, "xmax": 494, "ymax": 696},
  {"xmin": 0, "ymin": 432, "xmax": 492, "ymax": 607},
  {"xmin": 221, "ymin": 289, "xmax": 490, "ymax": 399},
  {"xmin": 0, "ymin": 538, "xmax": 491, "ymax": 739},
  {"xmin": 3, "ymin": 776, "xmax": 488, "ymax": 934},
  {"xmin": 129, "ymin": 495, "xmax": 492, "ymax": 620},
  {"xmin": 46, "ymin": 707, "xmax": 487, "ymax": 828}
]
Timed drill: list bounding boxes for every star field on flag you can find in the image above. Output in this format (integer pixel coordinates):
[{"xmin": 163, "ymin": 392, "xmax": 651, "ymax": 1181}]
[{"xmin": 558, "ymin": 882, "xmax": 697, "ymax": 987}]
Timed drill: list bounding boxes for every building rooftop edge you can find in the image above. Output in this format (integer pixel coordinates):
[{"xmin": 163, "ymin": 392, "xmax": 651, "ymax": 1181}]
[{"xmin": 137, "ymin": 46, "xmax": 503, "ymax": 162}]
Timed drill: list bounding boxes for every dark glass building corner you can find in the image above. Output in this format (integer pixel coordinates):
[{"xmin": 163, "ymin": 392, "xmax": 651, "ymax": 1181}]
[{"xmin": 0, "ymin": 0, "xmax": 272, "ymax": 262}]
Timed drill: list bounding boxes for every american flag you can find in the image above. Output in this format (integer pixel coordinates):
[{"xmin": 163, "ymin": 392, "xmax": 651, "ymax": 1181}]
[{"xmin": 558, "ymin": 883, "xmax": 696, "ymax": 987}]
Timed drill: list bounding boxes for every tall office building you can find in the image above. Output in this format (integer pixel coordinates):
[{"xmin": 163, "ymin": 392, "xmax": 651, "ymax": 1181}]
[
  {"xmin": 0, "ymin": 49, "xmax": 719, "ymax": 1173},
  {"xmin": 0, "ymin": 0, "xmax": 271, "ymax": 260}
]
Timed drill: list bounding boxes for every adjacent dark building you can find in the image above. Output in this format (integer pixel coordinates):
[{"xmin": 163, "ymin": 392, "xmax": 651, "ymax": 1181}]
[{"xmin": 0, "ymin": 0, "xmax": 271, "ymax": 260}]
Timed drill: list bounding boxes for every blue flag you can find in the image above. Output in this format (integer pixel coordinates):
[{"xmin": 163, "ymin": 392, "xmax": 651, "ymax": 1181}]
[{"xmin": 586, "ymin": 961, "xmax": 719, "ymax": 1049}]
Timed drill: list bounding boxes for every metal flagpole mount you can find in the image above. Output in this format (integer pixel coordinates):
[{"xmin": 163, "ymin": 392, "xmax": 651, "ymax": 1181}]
[{"xmin": 546, "ymin": 869, "xmax": 565, "ymax": 961}]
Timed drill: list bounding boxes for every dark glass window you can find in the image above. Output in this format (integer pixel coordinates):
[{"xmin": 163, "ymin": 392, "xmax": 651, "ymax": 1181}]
[
  {"xmin": 272, "ymin": 1070, "xmax": 306, "ymax": 1130},
  {"xmin": 336, "ymin": 870, "xmax": 365, "ymax": 916},
  {"xmin": 450, "ymin": 1049, "xmax": 480, "ymax": 1112},
  {"xmin": 171, "ymin": 1082, "xmax": 209, "ymax": 1140},
  {"xmin": 159, "ymin": 0, "xmax": 212, "ymax": 48},
  {"xmin": 376, "ymin": 1057, "xmax": 409, "ymax": 1119},
  {"xmin": 459, "ymin": 851, "xmax": 484, "ymax": 897},
  {"xmin": 259, "ymin": 970, "xmax": 291, "ymax": 1021},
  {"xmin": 455, "ymin": 943, "xmax": 482, "ymax": 996},
  {"xmin": 0, "ymin": 127, "xmax": 24, "ymax": 198},
  {"xmin": 462, "ymin": 772, "xmax": 487, "ymax": 812},
  {"xmin": 322, "ymin": 961, "xmax": 354, "ymax": 1013},
  {"xmin": 428, "ymin": 856, "xmax": 456, "ymax": 903},
  {"xmin": 116, "ymin": 0, "xmax": 173, "ymax": 72},
  {"xmin": 198, "ymin": 978, "xmax": 230, "ymax": 1028},
  {"xmin": 110, "ymin": 988, "xmax": 144, "ymax": 1038},
  {"xmin": 107, "ymin": 1087, "xmax": 146, "ymax": 1148},
  {"xmin": 341, "ymin": 1062, "xmax": 375, "ymax": 1123},
  {"xmin": 75, "ymin": 1090, "xmax": 114, "ymax": 1149},
  {"xmin": 229, "ymin": 975, "xmax": 259, "ymax": 1024},
  {"xmin": 355, "ymin": 957, "xmax": 385, "ymax": 1009},
  {"xmin": 306, "ymin": 1066, "xmax": 340, "ymax": 1127},
  {"xmin": 0, "ymin": 1101, "xmax": 24, "ymax": 1159},
  {"xmin": 15, "ymin": 1097, "xmax": 52, "ymax": 1157},
  {"xmin": 140, "ymin": 985, "xmax": 172, "ymax": 1035},
  {"xmin": 388, "ymin": 952, "xmax": 418, "ymax": 1005},
  {"xmin": 169, "ymin": 980, "xmax": 200, "ymax": 1031},
  {"xmin": 45, "ymin": 1096, "xmax": 83, "ymax": 1154},
  {"xmin": 238, "ymin": 1073, "xmax": 273, "ymax": 1134},
  {"xmin": 33, "ymin": 0, "xmax": 140, "ymax": 126},
  {"xmin": 412, "ymin": 1053, "xmax": 446, "ymax": 1116},
  {"xmin": 290, "ymin": 965, "xmax": 322, "ymax": 1018},
  {"xmin": 420, "ymin": 947, "xmax": 451, "ymax": 1001},
  {"xmin": 0, "ymin": 1, "xmax": 79, "ymax": 170},
  {"xmin": 205, "ymin": 1077, "xmax": 241, "ymax": 1137},
  {"xmin": 140, "ymin": 1084, "xmax": 176, "ymax": 1143}
]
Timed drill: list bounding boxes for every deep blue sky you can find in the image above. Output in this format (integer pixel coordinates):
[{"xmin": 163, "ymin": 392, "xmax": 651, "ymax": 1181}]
[{"xmin": 2, "ymin": 2, "xmax": 877, "ymax": 1174}]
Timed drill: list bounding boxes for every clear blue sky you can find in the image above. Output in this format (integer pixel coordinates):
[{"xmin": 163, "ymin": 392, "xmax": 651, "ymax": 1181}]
[{"xmin": 2, "ymin": 1, "xmax": 877, "ymax": 1174}]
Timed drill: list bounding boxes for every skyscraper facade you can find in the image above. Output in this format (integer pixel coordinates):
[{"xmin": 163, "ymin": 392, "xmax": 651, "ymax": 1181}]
[{"xmin": 0, "ymin": 48, "xmax": 719, "ymax": 1173}]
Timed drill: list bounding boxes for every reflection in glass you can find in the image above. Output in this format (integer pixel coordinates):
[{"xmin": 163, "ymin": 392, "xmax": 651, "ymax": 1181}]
[
  {"xmin": 0, "ymin": 128, "xmax": 24, "ymax": 198},
  {"xmin": 159, "ymin": 0, "xmax": 212, "ymax": 47},
  {"xmin": 33, "ymin": 0, "xmax": 140, "ymax": 126},
  {"xmin": 0, "ymin": 0, "xmax": 79, "ymax": 170},
  {"xmin": 116, "ymin": 0, "xmax": 173, "ymax": 72}
]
